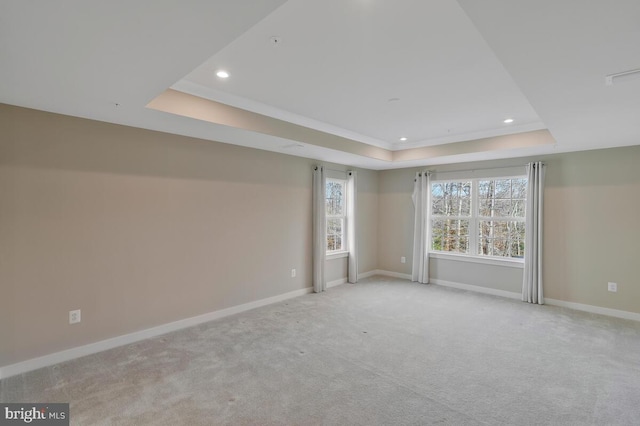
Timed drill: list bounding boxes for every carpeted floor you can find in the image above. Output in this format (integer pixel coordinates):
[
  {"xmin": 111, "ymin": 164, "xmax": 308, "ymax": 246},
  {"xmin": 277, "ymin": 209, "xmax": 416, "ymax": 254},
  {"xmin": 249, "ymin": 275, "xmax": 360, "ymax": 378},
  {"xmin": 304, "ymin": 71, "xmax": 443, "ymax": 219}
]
[{"xmin": 2, "ymin": 276, "xmax": 640, "ymax": 425}]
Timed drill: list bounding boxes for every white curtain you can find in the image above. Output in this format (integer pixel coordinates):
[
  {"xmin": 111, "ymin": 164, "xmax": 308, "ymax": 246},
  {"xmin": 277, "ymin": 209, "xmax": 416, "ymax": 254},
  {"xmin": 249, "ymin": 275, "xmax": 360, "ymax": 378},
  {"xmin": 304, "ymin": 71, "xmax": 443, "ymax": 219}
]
[
  {"xmin": 312, "ymin": 166, "xmax": 326, "ymax": 293},
  {"xmin": 522, "ymin": 162, "xmax": 545, "ymax": 304},
  {"xmin": 347, "ymin": 171, "xmax": 358, "ymax": 283},
  {"xmin": 412, "ymin": 171, "xmax": 431, "ymax": 283}
]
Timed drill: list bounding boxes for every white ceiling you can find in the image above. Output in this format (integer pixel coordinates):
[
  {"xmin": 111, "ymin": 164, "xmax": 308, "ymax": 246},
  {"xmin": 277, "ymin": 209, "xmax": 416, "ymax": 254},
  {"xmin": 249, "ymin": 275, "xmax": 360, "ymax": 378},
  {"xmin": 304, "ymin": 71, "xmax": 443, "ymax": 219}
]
[{"xmin": 1, "ymin": 0, "xmax": 639, "ymax": 170}]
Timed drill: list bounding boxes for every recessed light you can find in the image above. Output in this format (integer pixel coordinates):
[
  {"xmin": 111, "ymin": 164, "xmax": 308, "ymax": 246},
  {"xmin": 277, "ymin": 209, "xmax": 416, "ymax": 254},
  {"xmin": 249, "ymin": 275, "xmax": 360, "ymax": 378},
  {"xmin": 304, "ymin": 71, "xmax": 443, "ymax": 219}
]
[
  {"xmin": 503, "ymin": 118, "xmax": 514, "ymax": 124},
  {"xmin": 399, "ymin": 137, "xmax": 408, "ymax": 141},
  {"xmin": 216, "ymin": 70, "xmax": 230, "ymax": 79}
]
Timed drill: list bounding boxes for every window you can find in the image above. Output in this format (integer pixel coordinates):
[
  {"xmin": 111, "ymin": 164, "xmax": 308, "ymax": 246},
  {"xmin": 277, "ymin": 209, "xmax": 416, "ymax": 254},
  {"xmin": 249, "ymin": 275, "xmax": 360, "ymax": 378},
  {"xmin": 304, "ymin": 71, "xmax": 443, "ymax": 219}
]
[
  {"xmin": 431, "ymin": 181, "xmax": 471, "ymax": 254},
  {"xmin": 431, "ymin": 177, "xmax": 527, "ymax": 259},
  {"xmin": 326, "ymin": 178, "xmax": 347, "ymax": 253},
  {"xmin": 477, "ymin": 178, "xmax": 527, "ymax": 258}
]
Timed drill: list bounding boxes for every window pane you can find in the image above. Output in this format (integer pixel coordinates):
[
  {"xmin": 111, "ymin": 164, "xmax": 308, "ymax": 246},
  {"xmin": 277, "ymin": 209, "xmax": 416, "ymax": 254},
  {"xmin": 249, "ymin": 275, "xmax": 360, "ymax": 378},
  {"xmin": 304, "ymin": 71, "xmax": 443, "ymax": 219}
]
[
  {"xmin": 512, "ymin": 178, "xmax": 527, "ymax": 198},
  {"xmin": 495, "ymin": 180, "xmax": 511, "ymax": 198},
  {"xmin": 431, "ymin": 219, "xmax": 444, "ymax": 251},
  {"xmin": 442, "ymin": 183, "xmax": 456, "ymax": 215},
  {"xmin": 492, "ymin": 239, "xmax": 508, "ymax": 257},
  {"xmin": 478, "ymin": 181, "xmax": 491, "ymax": 198},
  {"xmin": 492, "ymin": 199, "xmax": 511, "ymax": 217},
  {"xmin": 479, "ymin": 199, "xmax": 493, "ymax": 217},
  {"xmin": 432, "ymin": 183, "xmax": 445, "ymax": 197},
  {"xmin": 327, "ymin": 235, "xmax": 336, "ymax": 251},
  {"xmin": 327, "ymin": 218, "xmax": 343, "ymax": 252},
  {"xmin": 431, "ymin": 219, "xmax": 469, "ymax": 253},
  {"xmin": 326, "ymin": 181, "xmax": 344, "ymax": 216},
  {"xmin": 460, "ymin": 182, "xmax": 471, "ymax": 215},
  {"xmin": 432, "ymin": 198, "xmax": 445, "ymax": 215},
  {"xmin": 479, "ymin": 220, "xmax": 490, "ymax": 237},
  {"xmin": 445, "ymin": 219, "xmax": 469, "ymax": 236},
  {"xmin": 478, "ymin": 238, "xmax": 488, "ymax": 255},
  {"xmin": 432, "ymin": 181, "xmax": 471, "ymax": 216},
  {"xmin": 510, "ymin": 240, "xmax": 525, "ymax": 258},
  {"xmin": 333, "ymin": 236, "xmax": 342, "ymax": 251},
  {"xmin": 512, "ymin": 199, "xmax": 526, "ymax": 217},
  {"xmin": 327, "ymin": 218, "xmax": 342, "ymax": 234},
  {"xmin": 514, "ymin": 221, "xmax": 526, "ymax": 241},
  {"xmin": 493, "ymin": 221, "xmax": 509, "ymax": 239},
  {"xmin": 327, "ymin": 234, "xmax": 342, "ymax": 251},
  {"xmin": 457, "ymin": 237, "xmax": 469, "ymax": 254},
  {"xmin": 451, "ymin": 197, "xmax": 471, "ymax": 216}
]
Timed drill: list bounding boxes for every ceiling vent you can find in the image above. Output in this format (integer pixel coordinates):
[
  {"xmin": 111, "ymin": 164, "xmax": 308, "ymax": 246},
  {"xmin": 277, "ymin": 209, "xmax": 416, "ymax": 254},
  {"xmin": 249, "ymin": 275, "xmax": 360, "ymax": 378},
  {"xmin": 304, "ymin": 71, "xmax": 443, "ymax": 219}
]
[{"xmin": 605, "ymin": 68, "xmax": 640, "ymax": 86}]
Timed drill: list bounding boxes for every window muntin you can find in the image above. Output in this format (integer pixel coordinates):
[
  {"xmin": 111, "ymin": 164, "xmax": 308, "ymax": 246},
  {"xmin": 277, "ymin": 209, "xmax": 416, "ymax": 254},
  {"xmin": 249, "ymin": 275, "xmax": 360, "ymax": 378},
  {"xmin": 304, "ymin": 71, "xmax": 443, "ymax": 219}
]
[
  {"xmin": 326, "ymin": 178, "xmax": 346, "ymax": 253},
  {"xmin": 431, "ymin": 177, "xmax": 527, "ymax": 259}
]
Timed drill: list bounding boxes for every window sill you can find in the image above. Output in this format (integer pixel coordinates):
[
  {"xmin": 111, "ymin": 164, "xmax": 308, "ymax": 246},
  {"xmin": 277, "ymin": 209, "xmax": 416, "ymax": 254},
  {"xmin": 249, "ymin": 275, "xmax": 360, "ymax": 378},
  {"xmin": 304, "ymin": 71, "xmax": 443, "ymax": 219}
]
[
  {"xmin": 429, "ymin": 252, "xmax": 524, "ymax": 269},
  {"xmin": 326, "ymin": 251, "xmax": 349, "ymax": 260}
]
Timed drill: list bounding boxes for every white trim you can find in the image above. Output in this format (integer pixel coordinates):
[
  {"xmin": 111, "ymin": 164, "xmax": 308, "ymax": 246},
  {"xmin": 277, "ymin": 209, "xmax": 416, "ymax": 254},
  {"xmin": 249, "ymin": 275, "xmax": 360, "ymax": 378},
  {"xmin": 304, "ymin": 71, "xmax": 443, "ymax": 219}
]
[
  {"xmin": 326, "ymin": 251, "xmax": 349, "ymax": 260},
  {"xmin": 429, "ymin": 252, "xmax": 524, "ymax": 269},
  {"xmin": 0, "ymin": 287, "xmax": 313, "ymax": 380},
  {"xmin": 360, "ymin": 269, "xmax": 412, "ymax": 280},
  {"xmin": 358, "ymin": 270, "xmax": 378, "ymax": 279},
  {"xmin": 545, "ymin": 298, "xmax": 640, "ymax": 322},
  {"xmin": 432, "ymin": 278, "xmax": 640, "ymax": 322},
  {"xmin": 327, "ymin": 278, "xmax": 348, "ymax": 288},
  {"xmin": 430, "ymin": 279, "xmax": 521, "ymax": 300},
  {"xmin": 325, "ymin": 170, "xmax": 348, "ymax": 180},
  {"xmin": 172, "ymin": 80, "xmax": 394, "ymax": 150},
  {"xmin": 392, "ymin": 122, "xmax": 546, "ymax": 150}
]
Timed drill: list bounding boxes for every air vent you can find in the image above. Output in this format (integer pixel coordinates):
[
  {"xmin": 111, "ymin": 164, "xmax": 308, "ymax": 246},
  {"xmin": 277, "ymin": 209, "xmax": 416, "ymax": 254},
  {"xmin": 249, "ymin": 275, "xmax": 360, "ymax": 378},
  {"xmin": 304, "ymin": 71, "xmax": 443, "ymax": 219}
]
[{"xmin": 605, "ymin": 68, "xmax": 640, "ymax": 86}]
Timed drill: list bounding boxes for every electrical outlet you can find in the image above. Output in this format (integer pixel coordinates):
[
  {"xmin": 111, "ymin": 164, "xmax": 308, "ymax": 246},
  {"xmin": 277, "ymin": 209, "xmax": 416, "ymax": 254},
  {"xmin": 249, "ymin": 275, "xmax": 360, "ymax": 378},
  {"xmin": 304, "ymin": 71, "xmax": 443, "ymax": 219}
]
[
  {"xmin": 607, "ymin": 282, "xmax": 617, "ymax": 292},
  {"xmin": 291, "ymin": 269, "xmax": 296, "ymax": 278},
  {"xmin": 401, "ymin": 257, "xmax": 406, "ymax": 264},
  {"xmin": 69, "ymin": 309, "xmax": 81, "ymax": 324}
]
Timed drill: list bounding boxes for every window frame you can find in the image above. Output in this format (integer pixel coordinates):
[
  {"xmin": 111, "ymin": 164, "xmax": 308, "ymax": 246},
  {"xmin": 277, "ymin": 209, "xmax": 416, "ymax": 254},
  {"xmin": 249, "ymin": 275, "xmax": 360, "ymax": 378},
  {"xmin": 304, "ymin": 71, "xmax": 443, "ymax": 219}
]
[
  {"xmin": 429, "ymin": 175, "xmax": 527, "ymax": 265},
  {"xmin": 325, "ymin": 176, "xmax": 348, "ymax": 256}
]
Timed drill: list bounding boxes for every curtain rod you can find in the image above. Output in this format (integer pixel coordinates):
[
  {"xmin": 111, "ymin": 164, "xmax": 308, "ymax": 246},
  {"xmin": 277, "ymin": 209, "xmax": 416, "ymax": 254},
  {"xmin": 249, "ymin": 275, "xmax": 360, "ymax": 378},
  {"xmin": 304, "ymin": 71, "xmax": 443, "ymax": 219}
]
[
  {"xmin": 414, "ymin": 162, "xmax": 545, "ymax": 180},
  {"xmin": 424, "ymin": 163, "xmax": 533, "ymax": 174},
  {"xmin": 315, "ymin": 165, "xmax": 353, "ymax": 174}
]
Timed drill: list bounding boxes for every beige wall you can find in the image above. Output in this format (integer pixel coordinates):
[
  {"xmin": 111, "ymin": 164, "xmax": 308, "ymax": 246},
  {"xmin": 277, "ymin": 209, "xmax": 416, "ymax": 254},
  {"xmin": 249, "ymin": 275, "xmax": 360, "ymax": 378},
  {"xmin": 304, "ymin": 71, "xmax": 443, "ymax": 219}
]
[
  {"xmin": 378, "ymin": 146, "xmax": 640, "ymax": 314},
  {"xmin": 430, "ymin": 259, "xmax": 523, "ymax": 293},
  {"xmin": 543, "ymin": 146, "xmax": 640, "ymax": 312},
  {"xmin": 2, "ymin": 101, "xmax": 639, "ymax": 369},
  {"xmin": 377, "ymin": 168, "xmax": 415, "ymax": 275},
  {"xmin": 325, "ymin": 257, "xmax": 348, "ymax": 284},
  {"xmin": 0, "ymin": 104, "xmax": 378, "ymax": 367}
]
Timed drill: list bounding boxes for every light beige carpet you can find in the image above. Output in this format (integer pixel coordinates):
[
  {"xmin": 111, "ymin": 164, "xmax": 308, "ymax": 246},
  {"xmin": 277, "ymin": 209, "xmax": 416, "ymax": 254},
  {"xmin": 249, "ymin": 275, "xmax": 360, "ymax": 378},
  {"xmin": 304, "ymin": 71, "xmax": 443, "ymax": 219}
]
[{"xmin": 2, "ymin": 276, "xmax": 640, "ymax": 425}]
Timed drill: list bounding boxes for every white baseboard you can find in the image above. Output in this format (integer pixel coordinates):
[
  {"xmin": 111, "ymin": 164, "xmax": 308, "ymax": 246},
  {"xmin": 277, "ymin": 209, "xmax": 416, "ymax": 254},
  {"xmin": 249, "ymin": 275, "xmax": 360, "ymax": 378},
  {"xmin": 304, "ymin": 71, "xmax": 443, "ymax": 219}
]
[
  {"xmin": 430, "ymin": 279, "xmax": 521, "ymax": 300},
  {"xmin": 358, "ymin": 270, "xmax": 378, "ymax": 279},
  {"xmin": 327, "ymin": 278, "xmax": 347, "ymax": 288},
  {"xmin": 360, "ymin": 269, "xmax": 412, "ymax": 280},
  {"xmin": 431, "ymin": 279, "xmax": 640, "ymax": 322},
  {"xmin": 545, "ymin": 298, "xmax": 640, "ymax": 322},
  {"xmin": 0, "ymin": 286, "xmax": 313, "ymax": 380}
]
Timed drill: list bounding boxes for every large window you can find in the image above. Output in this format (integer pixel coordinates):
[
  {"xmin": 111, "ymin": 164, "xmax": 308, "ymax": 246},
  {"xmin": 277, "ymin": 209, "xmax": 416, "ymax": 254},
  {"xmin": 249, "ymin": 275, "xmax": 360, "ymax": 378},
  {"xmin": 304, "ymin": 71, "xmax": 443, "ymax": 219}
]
[
  {"xmin": 326, "ymin": 178, "xmax": 347, "ymax": 253},
  {"xmin": 431, "ymin": 177, "xmax": 527, "ymax": 259}
]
